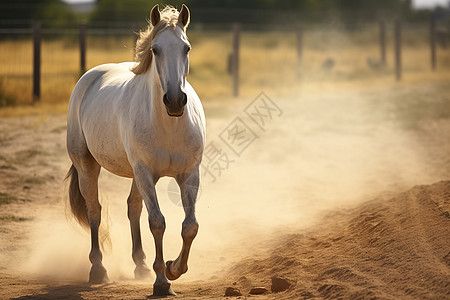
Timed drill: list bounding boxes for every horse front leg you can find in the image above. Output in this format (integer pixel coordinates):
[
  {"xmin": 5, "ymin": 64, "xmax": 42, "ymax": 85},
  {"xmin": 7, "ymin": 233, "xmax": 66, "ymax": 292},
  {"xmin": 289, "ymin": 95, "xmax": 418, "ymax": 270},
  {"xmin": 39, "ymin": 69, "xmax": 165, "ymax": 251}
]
[
  {"xmin": 127, "ymin": 179, "xmax": 151, "ymax": 280},
  {"xmin": 133, "ymin": 164, "xmax": 175, "ymax": 296},
  {"xmin": 166, "ymin": 169, "xmax": 200, "ymax": 281}
]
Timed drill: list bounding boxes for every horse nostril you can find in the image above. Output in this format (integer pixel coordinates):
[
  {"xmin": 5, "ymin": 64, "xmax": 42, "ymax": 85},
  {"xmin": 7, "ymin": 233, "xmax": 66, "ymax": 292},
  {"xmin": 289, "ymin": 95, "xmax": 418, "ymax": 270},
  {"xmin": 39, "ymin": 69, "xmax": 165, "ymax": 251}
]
[
  {"xmin": 181, "ymin": 93, "xmax": 187, "ymax": 106},
  {"xmin": 163, "ymin": 94, "xmax": 170, "ymax": 106}
]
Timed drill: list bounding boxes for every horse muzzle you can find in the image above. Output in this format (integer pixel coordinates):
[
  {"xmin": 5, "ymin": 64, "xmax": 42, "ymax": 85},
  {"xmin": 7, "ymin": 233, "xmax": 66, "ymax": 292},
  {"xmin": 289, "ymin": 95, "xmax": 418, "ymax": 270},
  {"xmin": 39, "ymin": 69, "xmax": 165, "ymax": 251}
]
[{"xmin": 163, "ymin": 92, "xmax": 187, "ymax": 117}]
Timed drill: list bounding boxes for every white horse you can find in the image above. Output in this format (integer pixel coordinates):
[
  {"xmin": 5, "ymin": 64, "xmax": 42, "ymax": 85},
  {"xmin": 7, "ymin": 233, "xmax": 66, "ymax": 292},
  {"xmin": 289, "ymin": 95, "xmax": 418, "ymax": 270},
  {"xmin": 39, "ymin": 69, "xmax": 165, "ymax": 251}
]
[{"xmin": 66, "ymin": 4, "xmax": 205, "ymax": 296}]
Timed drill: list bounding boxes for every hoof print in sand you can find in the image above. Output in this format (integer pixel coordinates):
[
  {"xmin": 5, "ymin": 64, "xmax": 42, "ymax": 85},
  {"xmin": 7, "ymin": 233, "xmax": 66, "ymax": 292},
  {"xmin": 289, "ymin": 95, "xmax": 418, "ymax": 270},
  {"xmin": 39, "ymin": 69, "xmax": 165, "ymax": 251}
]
[
  {"xmin": 271, "ymin": 276, "xmax": 294, "ymax": 293},
  {"xmin": 249, "ymin": 287, "xmax": 268, "ymax": 295},
  {"xmin": 224, "ymin": 287, "xmax": 242, "ymax": 296}
]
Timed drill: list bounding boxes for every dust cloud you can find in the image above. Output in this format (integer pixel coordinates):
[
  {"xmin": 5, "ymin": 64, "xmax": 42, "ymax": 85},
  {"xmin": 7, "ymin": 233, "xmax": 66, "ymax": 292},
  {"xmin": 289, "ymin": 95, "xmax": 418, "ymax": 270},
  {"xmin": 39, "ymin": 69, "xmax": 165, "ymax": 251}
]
[{"xmin": 18, "ymin": 79, "xmax": 449, "ymax": 284}]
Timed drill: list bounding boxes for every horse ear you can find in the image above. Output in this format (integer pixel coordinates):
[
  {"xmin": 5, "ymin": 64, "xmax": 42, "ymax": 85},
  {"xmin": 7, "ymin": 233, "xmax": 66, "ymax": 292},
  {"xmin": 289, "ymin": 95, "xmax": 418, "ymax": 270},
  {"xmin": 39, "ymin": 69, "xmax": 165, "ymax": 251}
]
[
  {"xmin": 150, "ymin": 4, "xmax": 160, "ymax": 26},
  {"xmin": 178, "ymin": 4, "xmax": 190, "ymax": 28}
]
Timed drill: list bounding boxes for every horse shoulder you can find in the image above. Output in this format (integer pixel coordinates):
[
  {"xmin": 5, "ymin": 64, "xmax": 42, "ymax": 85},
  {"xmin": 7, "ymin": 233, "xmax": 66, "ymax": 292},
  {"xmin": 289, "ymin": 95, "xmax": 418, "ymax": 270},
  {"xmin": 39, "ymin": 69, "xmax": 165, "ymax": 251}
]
[{"xmin": 185, "ymin": 82, "xmax": 206, "ymax": 142}]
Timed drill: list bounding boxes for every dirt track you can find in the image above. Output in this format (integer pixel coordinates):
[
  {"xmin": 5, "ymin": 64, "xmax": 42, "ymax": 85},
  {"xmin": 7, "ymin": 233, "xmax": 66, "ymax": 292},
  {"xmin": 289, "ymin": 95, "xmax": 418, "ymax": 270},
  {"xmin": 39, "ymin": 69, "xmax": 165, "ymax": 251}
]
[
  {"xmin": 1, "ymin": 82, "xmax": 449, "ymax": 299},
  {"xmin": 1, "ymin": 181, "xmax": 449, "ymax": 299}
]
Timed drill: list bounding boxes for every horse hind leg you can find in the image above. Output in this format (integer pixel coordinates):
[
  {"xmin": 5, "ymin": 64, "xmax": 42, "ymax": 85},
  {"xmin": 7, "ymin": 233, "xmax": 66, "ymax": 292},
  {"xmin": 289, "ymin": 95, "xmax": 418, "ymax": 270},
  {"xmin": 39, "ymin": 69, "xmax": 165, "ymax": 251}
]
[
  {"xmin": 127, "ymin": 179, "xmax": 151, "ymax": 280},
  {"xmin": 77, "ymin": 158, "xmax": 109, "ymax": 284}
]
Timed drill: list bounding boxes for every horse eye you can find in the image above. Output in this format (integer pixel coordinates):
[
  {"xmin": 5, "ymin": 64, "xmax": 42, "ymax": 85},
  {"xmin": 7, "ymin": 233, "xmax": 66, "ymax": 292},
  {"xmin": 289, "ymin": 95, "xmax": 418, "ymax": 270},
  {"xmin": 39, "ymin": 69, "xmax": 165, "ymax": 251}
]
[
  {"xmin": 152, "ymin": 48, "xmax": 158, "ymax": 55},
  {"xmin": 185, "ymin": 46, "xmax": 191, "ymax": 54}
]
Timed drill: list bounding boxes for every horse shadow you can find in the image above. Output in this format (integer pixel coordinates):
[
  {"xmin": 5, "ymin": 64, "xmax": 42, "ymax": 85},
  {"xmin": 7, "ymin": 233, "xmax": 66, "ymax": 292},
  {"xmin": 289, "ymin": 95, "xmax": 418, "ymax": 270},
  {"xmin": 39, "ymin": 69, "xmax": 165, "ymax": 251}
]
[
  {"xmin": 11, "ymin": 283, "xmax": 94, "ymax": 300},
  {"xmin": 10, "ymin": 282, "xmax": 173, "ymax": 299}
]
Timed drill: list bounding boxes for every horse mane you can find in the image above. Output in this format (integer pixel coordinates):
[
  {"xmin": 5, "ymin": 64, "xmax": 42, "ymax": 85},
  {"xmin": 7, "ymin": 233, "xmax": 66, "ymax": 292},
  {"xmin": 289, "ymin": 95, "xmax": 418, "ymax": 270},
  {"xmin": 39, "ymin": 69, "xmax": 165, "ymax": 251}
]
[{"xmin": 131, "ymin": 6, "xmax": 186, "ymax": 75}]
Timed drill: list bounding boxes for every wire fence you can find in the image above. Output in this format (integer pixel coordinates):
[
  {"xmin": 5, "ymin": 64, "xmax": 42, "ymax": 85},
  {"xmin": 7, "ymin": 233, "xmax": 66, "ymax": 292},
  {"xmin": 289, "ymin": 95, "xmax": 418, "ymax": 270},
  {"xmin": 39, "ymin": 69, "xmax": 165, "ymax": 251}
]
[{"xmin": 0, "ymin": 19, "xmax": 449, "ymax": 106}]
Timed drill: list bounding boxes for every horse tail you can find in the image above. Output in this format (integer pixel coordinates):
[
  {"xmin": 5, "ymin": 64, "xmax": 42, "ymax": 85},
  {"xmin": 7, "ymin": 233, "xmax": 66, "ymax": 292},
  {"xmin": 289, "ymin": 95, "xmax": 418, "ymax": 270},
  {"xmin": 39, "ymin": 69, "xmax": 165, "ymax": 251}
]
[
  {"xmin": 65, "ymin": 164, "xmax": 112, "ymax": 251},
  {"xmin": 65, "ymin": 164, "xmax": 89, "ymax": 229}
]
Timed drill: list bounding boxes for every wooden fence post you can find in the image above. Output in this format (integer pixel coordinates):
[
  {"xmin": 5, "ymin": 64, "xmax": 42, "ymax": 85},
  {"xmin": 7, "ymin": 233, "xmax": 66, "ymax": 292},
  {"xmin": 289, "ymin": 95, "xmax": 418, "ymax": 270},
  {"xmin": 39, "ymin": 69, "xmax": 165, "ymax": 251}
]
[
  {"xmin": 430, "ymin": 17, "xmax": 436, "ymax": 71},
  {"xmin": 379, "ymin": 20, "xmax": 386, "ymax": 65},
  {"xmin": 394, "ymin": 20, "xmax": 402, "ymax": 81},
  {"xmin": 232, "ymin": 23, "xmax": 240, "ymax": 97},
  {"xmin": 296, "ymin": 22, "xmax": 303, "ymax": 78},
  {"xmin": 33, "ymin": 21, "xmax": 41, "ymax": 102},
  {"xmin": 79, "ymin": 23, "xmax": 87, "ymax": 74}
]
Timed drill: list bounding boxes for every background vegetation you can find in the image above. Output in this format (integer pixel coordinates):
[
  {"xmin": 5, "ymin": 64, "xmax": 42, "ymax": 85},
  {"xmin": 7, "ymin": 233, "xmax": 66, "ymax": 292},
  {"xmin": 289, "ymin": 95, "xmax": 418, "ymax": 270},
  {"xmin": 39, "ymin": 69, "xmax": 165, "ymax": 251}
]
[
  {"xmin": 0, "ymin": 0, "xmax": 445, "ymax": 26},
  {"xmin": 0, "ymin": 0, "xmax": 449, "ymax": 109}
]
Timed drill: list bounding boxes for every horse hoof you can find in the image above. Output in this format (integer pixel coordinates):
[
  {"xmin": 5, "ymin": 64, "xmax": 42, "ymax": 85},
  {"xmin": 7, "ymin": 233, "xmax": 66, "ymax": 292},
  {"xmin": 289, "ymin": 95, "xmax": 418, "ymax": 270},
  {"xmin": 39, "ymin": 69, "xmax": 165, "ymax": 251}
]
[
  {"xmin": 89, "ymin": 265, "xmax": 110, "ymax": 284},
  {"xmin": 165, "ymin": 260, "xmax": 180, "ymax": 281},
  {"xmin": 134, "ymin": 265, "xmax": 152, "ymax": 280},
  {"xmin": 153, "ymin": 283, "xmax": 176, "ymax": 296}
]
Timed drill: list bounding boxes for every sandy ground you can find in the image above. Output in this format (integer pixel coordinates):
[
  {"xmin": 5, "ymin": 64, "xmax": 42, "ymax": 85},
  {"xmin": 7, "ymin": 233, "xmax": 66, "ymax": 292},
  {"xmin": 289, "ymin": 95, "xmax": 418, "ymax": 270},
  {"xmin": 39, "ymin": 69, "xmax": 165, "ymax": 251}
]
[{"xmin": 0, "ymin": 81, "xmax": 449, "ymax": 299}]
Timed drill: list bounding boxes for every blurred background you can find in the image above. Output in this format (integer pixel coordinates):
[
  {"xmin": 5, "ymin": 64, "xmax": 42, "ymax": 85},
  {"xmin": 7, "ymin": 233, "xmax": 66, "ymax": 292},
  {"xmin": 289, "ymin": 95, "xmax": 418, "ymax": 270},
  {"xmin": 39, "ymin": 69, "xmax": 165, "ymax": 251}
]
[{"xmin": 0, "ymin": 0, "xmax": 449, "ymax": 106}]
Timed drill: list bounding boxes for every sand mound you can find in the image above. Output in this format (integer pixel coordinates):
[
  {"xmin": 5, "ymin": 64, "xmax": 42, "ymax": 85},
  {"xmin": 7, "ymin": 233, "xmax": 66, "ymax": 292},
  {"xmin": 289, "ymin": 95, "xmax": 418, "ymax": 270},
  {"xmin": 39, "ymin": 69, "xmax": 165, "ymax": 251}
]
[{"xmin": 227, "ymin": 181, "xmax": 450, "ymax": 299}]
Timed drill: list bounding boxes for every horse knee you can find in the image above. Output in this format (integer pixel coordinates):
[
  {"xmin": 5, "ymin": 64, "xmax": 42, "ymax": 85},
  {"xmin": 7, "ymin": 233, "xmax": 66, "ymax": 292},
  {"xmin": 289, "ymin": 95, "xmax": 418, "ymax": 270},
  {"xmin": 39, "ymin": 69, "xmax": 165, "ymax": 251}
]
[
  {"xmin": 181, "ymin": 219, "xmax": 199, "ymax": 241},
  {"xmin": 149, "ymin": 213, "xmax": 166, "ymax": 234}
]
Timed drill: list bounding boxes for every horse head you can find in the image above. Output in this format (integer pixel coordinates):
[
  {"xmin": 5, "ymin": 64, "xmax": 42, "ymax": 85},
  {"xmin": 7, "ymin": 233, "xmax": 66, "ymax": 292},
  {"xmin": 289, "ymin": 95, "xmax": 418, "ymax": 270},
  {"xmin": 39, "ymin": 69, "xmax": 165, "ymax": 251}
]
[{"xmin": 150, "ymin": 4, "xmax": 191, "ymax": 117}]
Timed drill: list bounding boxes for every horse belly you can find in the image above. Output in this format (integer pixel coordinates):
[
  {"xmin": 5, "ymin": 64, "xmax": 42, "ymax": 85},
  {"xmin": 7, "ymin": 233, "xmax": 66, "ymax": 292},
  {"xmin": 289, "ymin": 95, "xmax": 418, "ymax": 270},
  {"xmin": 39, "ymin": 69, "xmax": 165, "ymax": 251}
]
[
  {"xmin": 93, "ymin": 148, "xmax": 133, "ymax": 178},
  {"xmin": 85, "ymin": 126, "xmax": 134, "ymax": 178}
]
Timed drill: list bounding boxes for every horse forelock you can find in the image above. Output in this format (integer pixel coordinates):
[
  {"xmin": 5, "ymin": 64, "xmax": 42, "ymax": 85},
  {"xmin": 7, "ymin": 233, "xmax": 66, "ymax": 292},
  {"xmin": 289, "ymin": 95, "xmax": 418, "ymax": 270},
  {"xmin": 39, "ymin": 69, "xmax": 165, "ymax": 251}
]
[{"xmin": 131, "ymin": 6, "xmax": 186, "ymax": 75}]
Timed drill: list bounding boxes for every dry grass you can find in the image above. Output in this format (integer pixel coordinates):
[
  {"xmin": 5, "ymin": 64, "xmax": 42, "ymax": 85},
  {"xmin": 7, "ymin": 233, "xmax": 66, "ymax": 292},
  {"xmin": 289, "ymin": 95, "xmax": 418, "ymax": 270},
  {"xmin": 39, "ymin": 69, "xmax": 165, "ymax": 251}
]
[
  {"xmin": 0, "ymin": 215, "xmax": 32, "ymax": 222},
  {"xmin": 0, "ymin": 192, "xmax": 20, "ymax": 205},
  {"xmin": 1, "ymin": 24, "xmax": 450, "ymax": 116}
]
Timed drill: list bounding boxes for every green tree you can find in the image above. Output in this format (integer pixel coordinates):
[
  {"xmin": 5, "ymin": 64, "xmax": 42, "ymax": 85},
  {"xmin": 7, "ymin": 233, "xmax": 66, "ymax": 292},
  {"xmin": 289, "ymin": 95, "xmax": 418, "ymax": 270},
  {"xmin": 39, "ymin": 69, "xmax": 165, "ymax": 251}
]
[
  {"xmin": 88, "ymin": 0, "xmax": 415, "ymax": 25},
  {"xmin": 0, "ymin": 0, "xmax": 77, "ymax": 27},
  {"xmin": 90, "ymin": 0, "xmax": 186, "ymax": 24}
]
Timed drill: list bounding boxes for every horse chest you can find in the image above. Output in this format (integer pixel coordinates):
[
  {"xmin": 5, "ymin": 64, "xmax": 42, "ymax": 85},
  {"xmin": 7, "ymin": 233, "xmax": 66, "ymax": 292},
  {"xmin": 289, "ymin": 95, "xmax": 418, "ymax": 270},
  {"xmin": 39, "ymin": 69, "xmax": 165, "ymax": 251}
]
[{"xmin": 132, "ymin": 128, "xmax": 203, "ymax": 177}]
